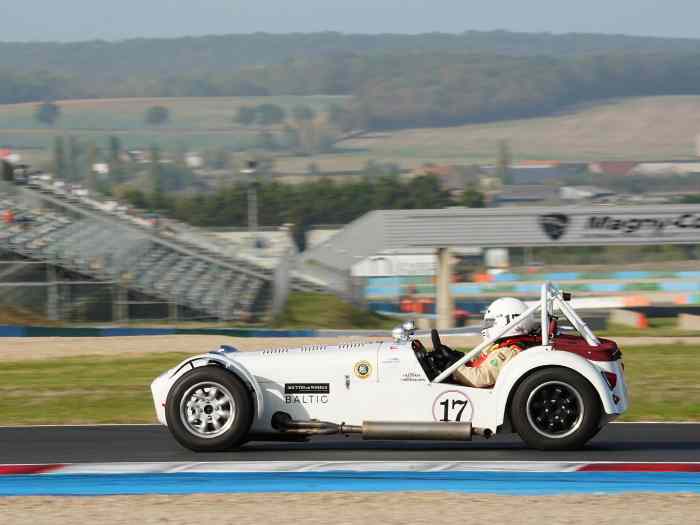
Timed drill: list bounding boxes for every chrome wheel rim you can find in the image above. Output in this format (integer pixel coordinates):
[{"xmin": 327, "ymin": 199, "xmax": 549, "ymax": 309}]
[
  {"xmin": 526, "ymin": 381, "xmax": 584, "ymax": 439},
  {"xmin": 179, "ymin": 381, "xmax": 236, "ymax": 439}
]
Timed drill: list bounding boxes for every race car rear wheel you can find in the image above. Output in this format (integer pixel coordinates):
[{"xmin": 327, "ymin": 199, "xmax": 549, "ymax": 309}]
[
  {"xmin": 165, "ymin": 366, "xmax": 253, "ymax": 451},
  {"xmin": 510, "ymin": 367, "xmax": 600, "ymax": 450}
]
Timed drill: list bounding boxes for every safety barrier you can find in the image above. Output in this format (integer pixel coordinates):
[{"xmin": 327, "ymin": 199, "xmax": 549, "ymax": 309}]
[
  {"xmin": 0, "ymin": 325, "xmax": 317, "ymax": 338},
  {"xmin": 364, "ymin": 272, "xmax": 700, "ymax": 299},
  {"xmin": 609, "ymin": 309, "xmax": 649, "ymax": 329}
]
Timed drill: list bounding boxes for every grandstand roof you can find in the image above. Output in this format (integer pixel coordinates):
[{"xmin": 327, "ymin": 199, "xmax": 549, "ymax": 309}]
[{"xmin": 298, "ymin": 205, "xmax": 700, "ymax": 283}]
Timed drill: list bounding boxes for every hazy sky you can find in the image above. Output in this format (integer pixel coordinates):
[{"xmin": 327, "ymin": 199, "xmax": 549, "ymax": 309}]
[{"xmin": 2, "ymin": 0, "xmax": 699, "ymax": 42}]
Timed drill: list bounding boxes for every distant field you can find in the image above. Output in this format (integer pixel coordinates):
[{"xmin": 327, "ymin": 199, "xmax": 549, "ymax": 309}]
[
  {"xmin": 4, "ymin": 95, "xmax": 700, "ymax": 168},
  {"xmin": 283, "ymin": 95, "xmax": 700, "ymax": 172},
  {"xmin": 0, "ymin": 96, "xmax": 348, "ymax": 130},
  {"xmin": 0, "ymin": 95, "xmax": 348, "ymax": 154}
]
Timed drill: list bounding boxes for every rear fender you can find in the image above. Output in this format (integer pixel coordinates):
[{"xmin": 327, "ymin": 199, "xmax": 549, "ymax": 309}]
[
  {"xmin": 169, "ymin": 353, "xmax": 265, "ymax": 420},
  {"xmin": 492, "ymin": 346, "xmax": 617, "ymax": 428}
]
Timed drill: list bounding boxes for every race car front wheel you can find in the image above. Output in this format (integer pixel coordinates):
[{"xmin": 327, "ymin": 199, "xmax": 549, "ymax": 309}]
[
  {"xmin": 510, "ymin": 367, "xmax": 600, "ymax": 450},
  {"xmin": 165, "ymin": 366, "xmax": 253, "ymax": 451}
]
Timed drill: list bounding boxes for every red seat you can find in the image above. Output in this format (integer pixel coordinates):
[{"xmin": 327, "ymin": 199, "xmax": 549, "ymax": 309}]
[
  {"xmin": 498, "ymin": 332, "xmax": 621, "ymax": 363},
  {"xmin": 551, "ymin": 334, "xmax": 621, "ymax": 362}
]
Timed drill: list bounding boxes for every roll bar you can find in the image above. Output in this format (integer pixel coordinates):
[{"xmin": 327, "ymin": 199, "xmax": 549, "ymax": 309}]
[{"xmin": 432, "ymin": 282, "xmax": 599, "ymax": 384}]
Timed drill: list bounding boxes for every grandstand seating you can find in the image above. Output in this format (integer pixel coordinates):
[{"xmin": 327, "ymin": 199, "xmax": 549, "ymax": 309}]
[{"xmin": 0, "ymin": 194, "xmax": 277, "ymax": 321}]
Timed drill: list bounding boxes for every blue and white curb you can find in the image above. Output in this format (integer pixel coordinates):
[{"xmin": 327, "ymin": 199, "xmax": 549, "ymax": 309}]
[{"xmin": 1, "ymin": 461, "xmax": 698, "ymax": 496}]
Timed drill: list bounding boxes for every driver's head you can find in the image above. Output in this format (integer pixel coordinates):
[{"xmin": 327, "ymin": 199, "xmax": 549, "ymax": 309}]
[{"xmin": 481, "ymin": 297, "xmax": 536, "ymax": 340}]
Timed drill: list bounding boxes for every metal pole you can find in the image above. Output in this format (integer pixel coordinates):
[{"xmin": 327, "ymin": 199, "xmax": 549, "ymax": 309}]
[
  {"xmin": 112, "ymin": 282, "xmax": 118, "ymax": 323},
  {"xmin": 242, "ymin": 161, "xmax": 259, "ymax": 236},
  {"xmin": 113, "ymin": 277, "xmax": 129, "ymax": 323},
  {"xmin": 169, "ymin": 300, "xmax": 178, "ymax": 323},
  {"xmin": 112, "ymin": 280, "xmax": 128, "ymax": 323},
  {"xmin": 271, "ymin": 248, "xmax": 291, "ymax": 318},
  {"xmin": 46, "ymin": 263, "xmax": 59, "ymax": 321},
  {"xmin": 247, "ymin": 184, "xmax": 258, "ymax": 234}
]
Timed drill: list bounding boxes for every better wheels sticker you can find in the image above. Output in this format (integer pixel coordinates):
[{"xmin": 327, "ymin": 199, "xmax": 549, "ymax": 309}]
[{"xmin": 432, "ymin": 390, "xmax": 473, "ymax": 422}]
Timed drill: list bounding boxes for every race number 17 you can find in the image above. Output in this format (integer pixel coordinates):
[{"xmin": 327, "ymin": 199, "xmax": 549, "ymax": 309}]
[
  {"xmin": 432, "ymin": 391, "xmax": 473, "ymax": 423},
  {"xmin": 439, "ymin": 399, "xmax": 468, "ymax": 422}
]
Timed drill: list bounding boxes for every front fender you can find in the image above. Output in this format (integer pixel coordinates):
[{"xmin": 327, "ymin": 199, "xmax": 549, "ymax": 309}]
[
  {"xmin": 202, "ymin": 353, "xmax": 265, "ymax": 420},
  {"xmin": 491, "ymin": 346, "xmax": 616, "ymax": 428},
  {"xmin": 152, "ymin": 352, "xmax": 265, "ymax": 425}
]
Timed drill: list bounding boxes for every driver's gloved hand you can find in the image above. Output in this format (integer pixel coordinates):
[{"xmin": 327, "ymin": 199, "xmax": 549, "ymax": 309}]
[
  {"xmin": 446, "ymin": 347, "xmax": 464, "ymax": 362},
  {"xmin": 438, "ymin": 345, "xmax": 463, "ymax": 366},
  {"xmin": 428, "ymin": 350, "xmax": 448, "ymax": 370}
]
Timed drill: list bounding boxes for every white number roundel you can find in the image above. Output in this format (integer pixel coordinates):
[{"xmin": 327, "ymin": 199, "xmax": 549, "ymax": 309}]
[{"xmin": 432, "ymin": 390, "xmax": 473, "ymax": 422}]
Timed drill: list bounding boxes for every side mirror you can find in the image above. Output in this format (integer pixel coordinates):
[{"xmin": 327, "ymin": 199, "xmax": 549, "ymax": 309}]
[
  {"xmin": 402, "ymin": 320, "xmax": 416, "ymax": 333},
  {"xmin": 392, "ymin": 320, "xmax": 417, "ymax": 342}
]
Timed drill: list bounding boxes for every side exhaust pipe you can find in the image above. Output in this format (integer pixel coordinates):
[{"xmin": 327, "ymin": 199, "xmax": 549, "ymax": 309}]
[
  {"xmin": 362, "ymin": 421, "xmax": 485, "ymax": 441},
  {"xmin": 271, "ymin": 412, "xmax": 492, "ymax": 441},
  {"xmin": 271, "ymin": 412, "xmax": 353, "ymax": 435}
]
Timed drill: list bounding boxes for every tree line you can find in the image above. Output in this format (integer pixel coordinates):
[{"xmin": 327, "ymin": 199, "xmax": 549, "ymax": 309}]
[
  {"xmin": 8, "ymin": 50, "xmax": 700, "ymax": 131},
  {"xmin": 3, "ymin": 31, "xmax": 700, "ymax": 78},
  {"xmin": 116, "ymin": 164, "xmax": 483, "ymax": 249},
  {"xmin": 51, "ymin": 136, "xmax": 475, "ymax": 241}
]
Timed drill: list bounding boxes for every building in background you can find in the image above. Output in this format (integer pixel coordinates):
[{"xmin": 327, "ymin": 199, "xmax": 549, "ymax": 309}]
[{"xmin": 560, "ymin": 186, "xmax": 616, "ymax": 202}]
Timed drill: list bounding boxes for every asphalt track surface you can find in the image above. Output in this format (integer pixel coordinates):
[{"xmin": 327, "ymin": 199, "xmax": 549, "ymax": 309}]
[{"xmin": 0, "ymin": 423, "xmax": 698, "ymax": 464}]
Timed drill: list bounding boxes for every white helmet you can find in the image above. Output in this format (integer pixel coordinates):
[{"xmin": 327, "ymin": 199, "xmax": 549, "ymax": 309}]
[{"xmin": 481, "ymin": 297, "xmax": 536, "ymax": 340}]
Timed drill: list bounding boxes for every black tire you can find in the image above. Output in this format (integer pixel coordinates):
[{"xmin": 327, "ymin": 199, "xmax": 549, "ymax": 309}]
[
  {"xmin": 510, "ymin": 367, "xmax": 600, "ymax": 451},
  {"xmin": 165, "ymin": 366, "xmax": 253, "ymax": 452}
]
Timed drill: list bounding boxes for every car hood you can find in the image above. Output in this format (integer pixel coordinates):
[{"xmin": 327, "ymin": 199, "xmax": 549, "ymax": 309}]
[{"xmin": 208, "ymin": 341, "xmax": 385, "ymax": 384}]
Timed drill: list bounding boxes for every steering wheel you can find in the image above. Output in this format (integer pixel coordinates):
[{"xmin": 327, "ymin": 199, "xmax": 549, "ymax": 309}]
[
  {"xmin": 431, "ymin": 329, "xmax": 464, "ymax": 368},
  {"xmin": 411, "ymin": 340, "xmax": 441, "ymax": 380}
]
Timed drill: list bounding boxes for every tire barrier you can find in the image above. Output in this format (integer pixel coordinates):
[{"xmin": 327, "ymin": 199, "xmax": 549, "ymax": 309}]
[
  {"xmin": 609, "ymin": 309, "xmax": 649, "ymax": 329},
  {"xmin": 365, "ymin": 273, "xmax": 700, "ymax": 299}
]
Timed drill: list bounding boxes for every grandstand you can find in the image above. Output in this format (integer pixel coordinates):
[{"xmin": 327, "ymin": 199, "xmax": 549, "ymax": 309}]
[
  {"xmin": 0, "ymin": 179, "xmax": 324, "ymax": 323},
  {"xmin": 11, "ymin": 164, "xmax": 700, "ymax": 326}
]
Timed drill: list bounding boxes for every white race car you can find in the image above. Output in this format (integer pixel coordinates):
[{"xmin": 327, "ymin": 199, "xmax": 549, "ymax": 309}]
[{"xmin": 151, "ymin": 283, "xmax": 628, "ymax": 451}]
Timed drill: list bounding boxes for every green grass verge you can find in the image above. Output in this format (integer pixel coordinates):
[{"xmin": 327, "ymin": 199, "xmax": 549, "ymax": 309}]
[
  {"xmin": 0, "ymin": 345, "xmax": 698, "ymax": 425},
  {"xmin": 1, "ymin": 292, "xmax": 398, "ymax": 330},
  {"xmin": 272, "ymin": 292, "xmax": 398, "ymax": 330},
  {"xmin": 0, "ymin": 353, "xmax": 190, "ymax": 425},
  {"xmin": 602, "ymin": 317, "xmax": 700, "ymax": 338},
  {"xmin": 620, "ymin": 345, "xmax": 700, "ymax": 421}
]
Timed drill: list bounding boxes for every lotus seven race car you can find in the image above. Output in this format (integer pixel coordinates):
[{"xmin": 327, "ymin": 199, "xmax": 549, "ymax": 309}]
[{"xmin": 151, "ymin": 283, "xmax": 628, "ymax": 451}]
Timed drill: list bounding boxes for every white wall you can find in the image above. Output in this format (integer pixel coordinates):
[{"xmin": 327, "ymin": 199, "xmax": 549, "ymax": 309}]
[{"xmin": 352, "ymin": 254, "xmax": 437, "ymax": 277}]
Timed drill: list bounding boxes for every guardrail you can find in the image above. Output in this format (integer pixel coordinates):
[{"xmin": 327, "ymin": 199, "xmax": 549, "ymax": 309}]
[
  {"xmin": 0, "ymin": 325, "xmax": 480, "ymax": 338},
  {"xmin": 0, "ymin": 325, "xmax": 317, "ymax": 338},
  {"xmin": 0, "ymin": 324, "xmax": 484, "ymax": 339}
]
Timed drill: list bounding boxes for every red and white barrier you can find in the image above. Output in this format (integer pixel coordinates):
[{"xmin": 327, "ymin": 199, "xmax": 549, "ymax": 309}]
[{"xmin": 1, "ymin": 461, "xmax": 699, "ymax": 475}]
